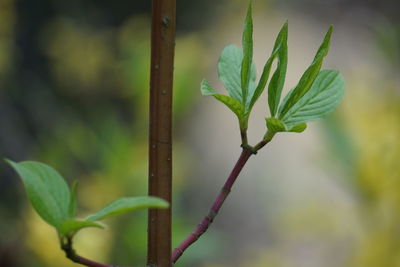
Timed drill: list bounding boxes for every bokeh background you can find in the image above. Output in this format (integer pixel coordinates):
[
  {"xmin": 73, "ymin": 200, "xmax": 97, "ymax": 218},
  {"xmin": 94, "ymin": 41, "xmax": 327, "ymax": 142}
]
[{"xmin": 1, "ymin": 0, "xmax": 399, "ymax": 266}]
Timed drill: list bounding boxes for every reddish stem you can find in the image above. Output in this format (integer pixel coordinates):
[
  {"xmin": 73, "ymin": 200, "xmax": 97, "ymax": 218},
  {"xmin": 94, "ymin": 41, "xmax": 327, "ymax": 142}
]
[
  {"xmin": 74, "ymin": 255, "xmax": 119, "ymax": 267},
  {"xmin": 62, "ymin": 237, "xmax": 125, "ymax": 267},
  {"xmin": 171, "ymin": 148, "xmax": 253, "ymax": 263}
]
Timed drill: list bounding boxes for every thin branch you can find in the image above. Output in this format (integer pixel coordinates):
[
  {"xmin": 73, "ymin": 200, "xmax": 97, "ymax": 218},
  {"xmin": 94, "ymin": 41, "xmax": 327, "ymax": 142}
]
[
  {"xmin": 251, "ymin": 131, "xmax": 275, "ymax": 153},
  {"xmin": 62, "ymin": 237, "xmax": 124, "ymax": 267},
  {"xmin": 73, "ymin": 256, "xmax": 117, "ymax": 267},
  {"xmin": 172, "ymin": 148, "xmax": 254, "ymax": 263}
]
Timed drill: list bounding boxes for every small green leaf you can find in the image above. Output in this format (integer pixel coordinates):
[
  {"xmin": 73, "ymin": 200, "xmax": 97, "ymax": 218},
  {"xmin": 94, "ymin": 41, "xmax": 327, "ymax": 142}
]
[
  {"xmin": 279, "ymin": 26, "xmax": 333, "ymax": 117},
  {"xmin": 201, "ymin": 79, "xmax": 245, "ymax": 120},
  {"xmin": 265, "ymin": 118, "xmax": 306, "ymax": 134},
  {"xmin": 86, "ymin": 196, "xmax": 169, "ymax": 222},
  {"xmin": 279, "ymin": 70, "xmax": 345, "ymax": 127},
  {"xmin": 6, "ymin": 160, "xmax": 71, "ymax": 228},
  {"xmin": 268, "ymin": 21, "xmax": 288, "ymax": 117},
  {"xmin": 59, "ymin": 219, "xmax": 105, "ymax": 237},
  {"xmin": 200, "ymin": 79, "xmax": 218, "ymax": 95},
  {"xmin": 265, "ymin": 117, "xmax": 287, "ymax": 132},
  {"xmin": 69, "ymin": 180, "xmax": 78, "ymax": 218},
  {"xmin": 241, "ymin": 1, "xmax": 254, "ymax": 105},
  {"xmin": 250, "ymin": 21, "xmax": 288, "ymax": 111},
  {"xmin": 288, "ymin": 123, "xmax": 307, "ymax": 133}
]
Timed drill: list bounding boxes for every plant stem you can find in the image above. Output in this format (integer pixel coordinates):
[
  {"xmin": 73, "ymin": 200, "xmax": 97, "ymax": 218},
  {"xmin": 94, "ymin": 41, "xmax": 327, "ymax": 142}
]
[
  {"xmin": 62, "ymin": 237, "xmax": 122, "ymax": 267},
  {"xmin": 253, "ymin": 131, "xmax": 275, "ymax": 152},
  {"xmin": 171, "ymin": 148, "xmax": 253, "ymax": 263},
  {"xmin": 73, "ymin": 256, "xmax": 117, "ymax": 267},
  {"xmin": 240, "ymin": 130, "xmax": 248, "ymax": 146},
  {"xmin": 148, "ymin": 0, "xmax": 176, "ymax": 267}
]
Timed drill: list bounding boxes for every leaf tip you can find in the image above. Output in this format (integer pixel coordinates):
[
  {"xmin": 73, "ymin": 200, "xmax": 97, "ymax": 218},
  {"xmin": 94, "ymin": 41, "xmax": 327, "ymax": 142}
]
[
  {"xmin": 200, "ymin": 78, "xmax": 206, "ymax": 88},
  {"xmin": 326, "ymin": 25, "xmax": 334, "ymax": 39},
  {"xmin": 158, "ymin": 199, "xmax": 170, "ymax": 209},
  {"xmin": 4, "ymin": 158, "xmax": 13, "ymax": 165},
  {"xmin": 4, "ymin": 158, "xmax": 18, "ymax": 170},
  {"xmin": 278, "ymin": 20, "xmax": 288, "ymax": 36},
  {"xmin": 245, "ymin": 0, "xmax": 253, "ymax": 23},
  {"xmin": 200, "ymin": 79, "xmax": 216, "ymax": 96},
  {"xmin": 150, "ymin": 197, "xmax": 169, "ymax": 209},
  {"xmin": 248, "ymin": 0, "xmax": 253, "ymax": 10}
]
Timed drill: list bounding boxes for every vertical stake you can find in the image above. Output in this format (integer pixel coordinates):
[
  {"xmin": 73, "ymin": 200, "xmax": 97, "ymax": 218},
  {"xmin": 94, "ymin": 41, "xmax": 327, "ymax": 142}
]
[{"xmin": 148, "ymin": 1, "xmax": 176, "ymax": 267}]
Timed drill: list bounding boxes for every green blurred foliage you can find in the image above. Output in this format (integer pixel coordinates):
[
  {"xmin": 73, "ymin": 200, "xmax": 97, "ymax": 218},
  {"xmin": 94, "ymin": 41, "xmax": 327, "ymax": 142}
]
[
  {"xmin": 0, "ymin": 0, "xmax": 210, "ymax": 265},
  {"xmin": 218, "ymin": 71, "xmax": 400, "ymax": 267},
  {"xmin": 0, "ymin": 0, "xmax": 15, "ymax": 78},
  {"xmin": 30, "ymin": 16, "xmax": 206, "ymax": 267},
  {"xmin": 1, "ymin": 0, "xmax": 400, "ymax": 267}
]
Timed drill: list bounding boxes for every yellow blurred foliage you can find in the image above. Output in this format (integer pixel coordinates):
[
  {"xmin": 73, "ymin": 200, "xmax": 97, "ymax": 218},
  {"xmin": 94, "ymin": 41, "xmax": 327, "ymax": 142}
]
[
  {"xmin": 43, "ymin": 18, "xmax": 119, "ymax": 94},
  {"xmin": 10, "ymin": 1, "xmax": 400, "ymax": 266},
  {"xmin": 237, "ymin": 69, "xmax": 400, "ymax": 266},
  {"xmin": 343, "ymin": 71, "xmax": 400, "ymax": 267},
  {"xmin": 0, "ymin": 0, "xmax": 15, "ymax": 75},
  {"xmin": 25, "ymin": 209, "xmax": 112, "ymax": 267}
]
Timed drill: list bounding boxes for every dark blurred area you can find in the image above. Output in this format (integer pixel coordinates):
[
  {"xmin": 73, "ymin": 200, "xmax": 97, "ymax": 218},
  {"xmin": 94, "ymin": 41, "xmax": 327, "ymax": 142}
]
[{"xmin": 1, "ymin": 0, "xmax": 399, "ymax": 266}]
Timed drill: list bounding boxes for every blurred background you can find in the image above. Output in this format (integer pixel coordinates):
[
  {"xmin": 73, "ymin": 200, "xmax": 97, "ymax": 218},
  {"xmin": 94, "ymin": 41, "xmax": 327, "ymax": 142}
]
[{"xmin": 0, "ymin": 0, "xmax": 399, "ymax": 266}]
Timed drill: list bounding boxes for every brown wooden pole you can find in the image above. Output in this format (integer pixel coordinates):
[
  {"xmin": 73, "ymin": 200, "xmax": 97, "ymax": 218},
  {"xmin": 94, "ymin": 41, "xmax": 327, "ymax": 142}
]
[{"xmin": 147, "ymin": 1, "xmax": 176, "ymax": 267}]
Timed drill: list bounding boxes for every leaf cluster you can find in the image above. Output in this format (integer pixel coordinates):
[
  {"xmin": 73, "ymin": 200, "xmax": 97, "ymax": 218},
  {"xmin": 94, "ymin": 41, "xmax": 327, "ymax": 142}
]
[
  {"xmin": 6, "ymin": 160, "xmax": 168, "ymax": 240},
  {"xmin": 201, "ymin": 2, "xmax": 345, "ymax": 147}
]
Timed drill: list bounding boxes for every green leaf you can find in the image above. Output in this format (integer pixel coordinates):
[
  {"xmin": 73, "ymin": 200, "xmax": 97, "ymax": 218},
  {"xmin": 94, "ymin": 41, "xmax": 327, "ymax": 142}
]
[
  {"xmin": 241, "ymin": 1, "xmax": 253, "ymax": 105},
  {"xmin": 69, "ymin": 180, "xmax": 78, "ymax": 218},
  {"xmin": 265, "ymin": 117, "xmax": 287, "ymax": 132},
  {"xmin": 268, "ymin": 21, "xmax": 288, "ymax": 116},
  {"xmin": 279, "ymin": 26, "xmax": 333, "ymax": 117},
  {"xmin": 86, "ymin": 196, "xmax": 169, "ymax": 222},
  {"xmin": 265, "ymin": 118, "xmax": 306, "ymax": 134},
  {"xmin": 6, "ymin": 160, "xmax": 71, "ymax": 228},
  {"xmin": 200, "ymin": 78, "xmax": 218, "ymax": 96},
  {"xmin": 217, "ymin": 45, "xmax": 257, "ymax": 108},
  {"xmin": 214, "ymin": 94, "xmax": 246, "ymax": 121},
  {"xmin": 279, "ymin": 70, "xmax": 345, "ymax": 127},
  {"xmin": 59, "ymin": 219, "xmax": 105, "ymax": 236},
  {"xmin": 201, "ymin": 79, "xmax": 245, "ymax": 120},
  {"xmin": 218, "ymin": 45, "xmax": 244, "ymax": 102},
  {"xmin": 288, "ymin": 123, "xmax": 307, "ymax": 133},
  {"xmin": 249, "ymin": 21, "xmax": 288, "ymax": 111}
]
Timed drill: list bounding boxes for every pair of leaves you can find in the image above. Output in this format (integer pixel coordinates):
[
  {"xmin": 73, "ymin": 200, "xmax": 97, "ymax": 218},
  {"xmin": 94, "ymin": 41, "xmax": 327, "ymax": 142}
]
[
  {"xmin": 277, "ymin": 70, "xmax": 345, "ymax": 128},
  {"xmin": 266, "ymin": 26, "xmax": 345, "ymax": 133},
  {"xmin": 7, "ymin": 160, "xmax": 169, "ymax": 237},
  {"xmin": 201, "ymin": 2, "xmax": 270, "ymax": 131},
  {"xmin": 265, "ymin": 117, "xmax": 307, "ymax": 133},
  {"xmin": 202, "ymin": 1, "xmax": 345, "ymax": 138},
  {"xmin": 266, "ymin": 68, "xmax": 345, "ymax": 133},
  {"xmin": 201, "ymin": 2, "xmax": 289, "ymax": 131}
]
